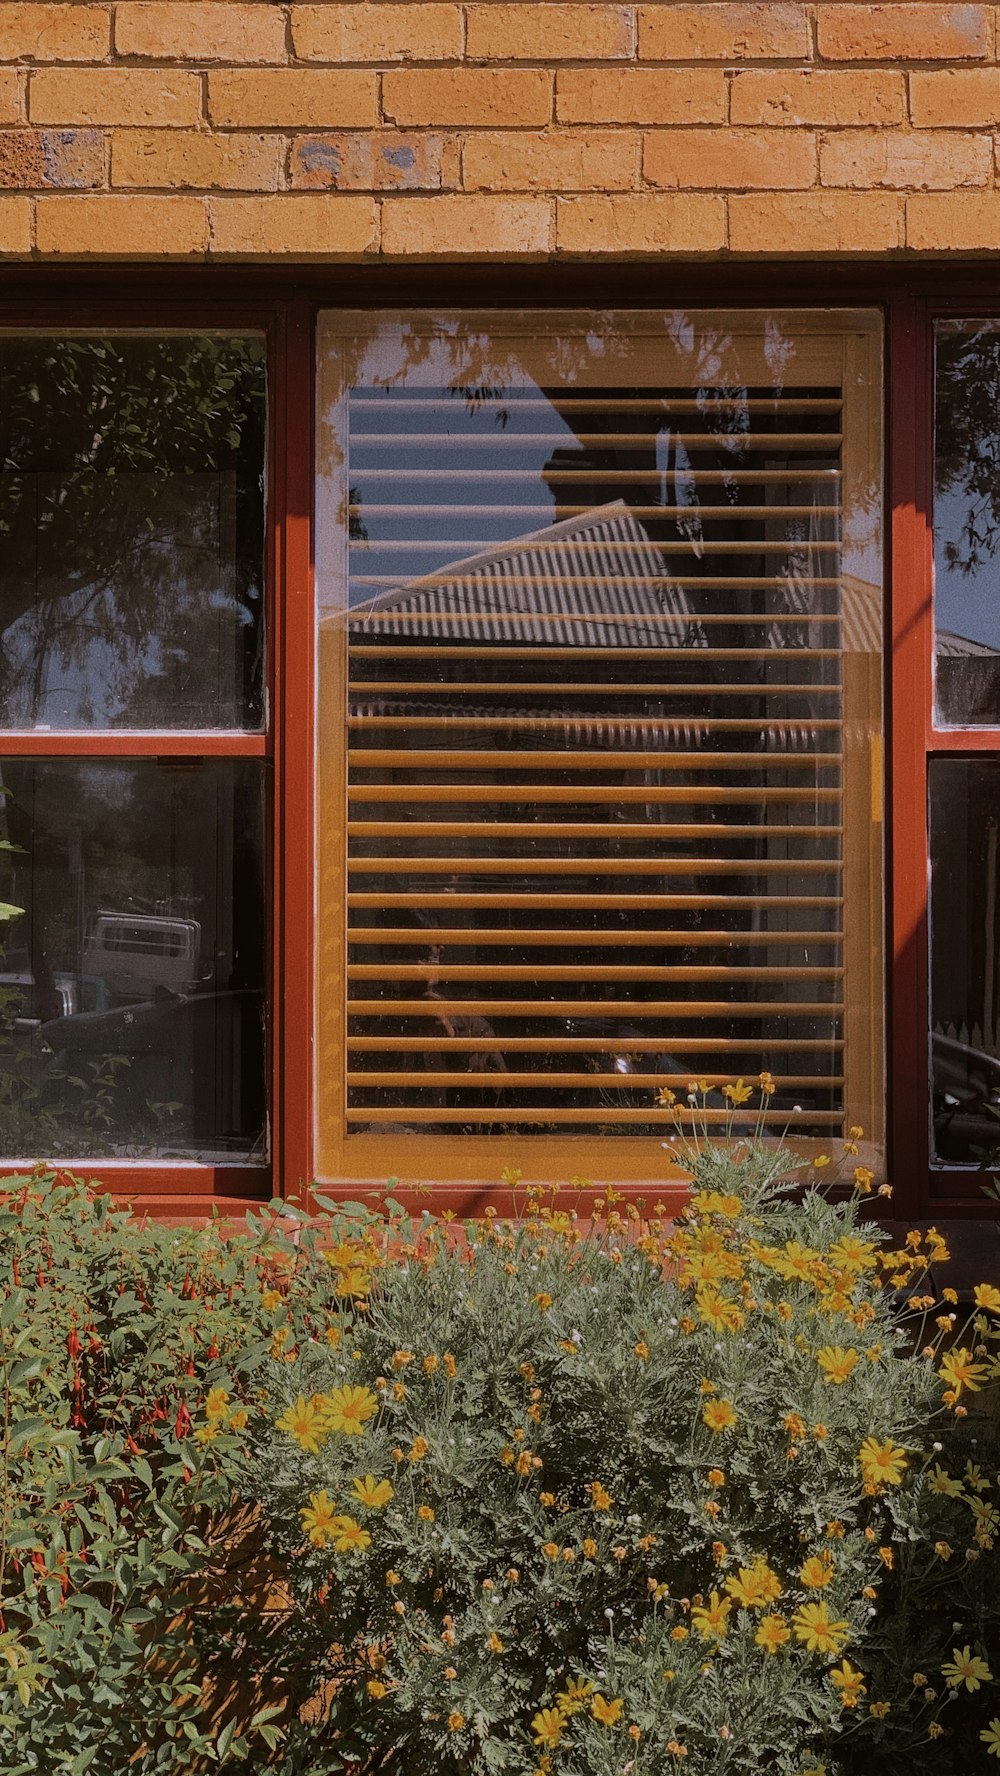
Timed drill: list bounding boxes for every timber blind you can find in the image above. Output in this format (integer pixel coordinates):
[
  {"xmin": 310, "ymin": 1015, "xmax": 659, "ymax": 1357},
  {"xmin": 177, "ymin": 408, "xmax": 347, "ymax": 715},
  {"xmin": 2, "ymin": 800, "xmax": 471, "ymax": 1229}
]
[{"xmin": 316, "ymin": 312, "xmax": 883, "ymax": 1182}]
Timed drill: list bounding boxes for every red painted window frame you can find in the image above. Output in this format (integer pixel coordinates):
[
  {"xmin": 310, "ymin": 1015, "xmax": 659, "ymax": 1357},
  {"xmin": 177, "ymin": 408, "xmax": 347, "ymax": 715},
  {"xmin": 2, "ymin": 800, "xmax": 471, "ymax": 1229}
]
[
  {"xmin": 0, "ymin": 286, "xmax": 315, "ymax": 1221},
  {"xmin": 0, "ymin": 269, "xmax": 995, "ymax": 1223}
]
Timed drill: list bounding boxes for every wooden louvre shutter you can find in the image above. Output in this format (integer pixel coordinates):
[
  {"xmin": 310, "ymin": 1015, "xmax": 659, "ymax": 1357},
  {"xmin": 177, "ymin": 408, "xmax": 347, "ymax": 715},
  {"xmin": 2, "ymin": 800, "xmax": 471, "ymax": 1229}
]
[{"xmin": 316, "ymin": 311, "xmax": 883, "ymax": 1184}]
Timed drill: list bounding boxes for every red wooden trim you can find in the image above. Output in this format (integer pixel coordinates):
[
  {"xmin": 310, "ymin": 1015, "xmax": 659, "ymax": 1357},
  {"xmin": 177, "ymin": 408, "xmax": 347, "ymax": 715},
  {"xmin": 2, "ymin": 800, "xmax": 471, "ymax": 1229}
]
[
  {"xmin": 923, "ymin": 728, "xmax": 1000, "ymax": 749},
  {"xmin": 272, "ymin": 298, "xmax": 316, "ymax": 1206},
  {"xmin": 7, "ymin": 1163, "xmax": 270, "ymax": 1198},
  {"xmin": 887, "ymin": 294, "xmax": 933, "ymax": 1215},
  {"xmin": 0, "ymin": 732, "xmax": 266, "ymax": 756}
]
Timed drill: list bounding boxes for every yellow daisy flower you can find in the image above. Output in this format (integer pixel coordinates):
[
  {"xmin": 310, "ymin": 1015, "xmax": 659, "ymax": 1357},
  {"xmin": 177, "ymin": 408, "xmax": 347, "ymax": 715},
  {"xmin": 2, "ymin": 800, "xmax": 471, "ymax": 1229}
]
[
  {"xmin": 352, "ymin": 1473, "xmax": 393, "ymax": 1509},
  {"xmin": 275, "ymin": 1394, "xmax": 327, "ymax": 1453},
  {"xmin": 942, "ymin": 1646, "xmax": 993, "ymax": 1691},
  {"xmin": 325, "ymin": 1385, "xmax": 378, "ymax": 1436}
]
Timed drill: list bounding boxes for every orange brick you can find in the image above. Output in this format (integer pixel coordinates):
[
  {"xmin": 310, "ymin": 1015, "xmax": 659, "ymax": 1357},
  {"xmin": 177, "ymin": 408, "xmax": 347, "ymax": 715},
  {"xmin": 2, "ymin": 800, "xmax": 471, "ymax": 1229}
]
[
  {"xmin": 30, "ymin": 69, "xmax": 201, "ymax": 127},
  {"xmin": 209, "ymin": 194, "xmax": 378, "ymax": 255},
  {"xmin": 115, "ymin": 4, "xmax": 286, "ymax": 64},
  {"xmin": 556, "ymin": 192, "xmax": 725, "ymax": 253},
  {"xmin": 208, "ymin": 70, "xmax": 376, "ymax": 129},
  {"xmin": 728, "ymin": 191, "xmax": 903, "ymax": 253},
  {"xmin": 463, "ymin": 129, "xmax": 638, "ymax": 192},
  {"xmin": 382, "ymin": 69, "xmax": 552, "ymax": 128},
  {"xmin": 112, "ymin": 130, "xmax": 282, "ymax": 191},
  {"xmin": 465, "ymin": 5, "xmax": 632, "ymax": 61},
  {"xmin": 0, "ymin": 196, "xmax": 30, "ymax": 251},
  {"xmin": 36, "ymin": 193, "xmax": 207, "ymax": 255},
  {"xmin": 731, "ymin": 70, "xmax": 906, "ymax": 127},
  {"xmin": 645, "ymin": 127, "xmax": 815, "ymax": 190},
  {"xmin": 908, "ymin": 191, "xmax": 1000, "ymax": 249},
  {"xmin": 290, "ymin": 131, "xmax": 458, "ymax": 190},
  {"xmin": 820, "ymin": 128, "xmax": 990, "ymax": 190},
  {"xmin": 0, "ymin": 127, "xmax": 103, "ymax": 188},
  {"xmin": 0, "ymin": 5, "xmax": 109, "ymax": 63},
  {"xmin": 910, "ymin": 69, "xmax": 1000, "ymax": 127},
  {"xmin": 0, "ymin": 72, "xmax": 21, "ymax": 123},
  {"xmin": 557, "ymin": 67, "xmax": 725, "ymax": 124},
  {"xmin": 291, "ymin": 5, "xmax": 462, "ymax": 63},
  {"xmin": 380, "ymin": 194, "xmax": 551, "ymax": 255},
  {"xmin": 816, "ymin": 5, "xmax": 988, "ymax": 62},
  {"xmin": 638, "ymin": 4, "xmax": 809, "ymax": 62}
]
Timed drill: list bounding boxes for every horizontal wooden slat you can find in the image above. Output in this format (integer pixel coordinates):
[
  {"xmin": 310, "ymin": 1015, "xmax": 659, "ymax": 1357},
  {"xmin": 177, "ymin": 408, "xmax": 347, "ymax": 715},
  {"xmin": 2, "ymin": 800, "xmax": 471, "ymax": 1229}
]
[
  {"xmin": 348, "ymin": 1034, "xmax": 844, "ymax": 1052},
  {"xmin": 348, "ymin": 998, "xmax": 842, "ymax": 1017},
  {"xmin": 348, "ymin": 1070, "xmax": 844, "ymax": 1089},
  {"xmin": 351, "ymin": 748, "xmax": 840, "ymax": 771},
  {"xmin": 347, "ymin": 1106, "xmax": 845, "ymax": 1125},
  {"xmin": 348, "ymin": 823, "xmax": 841, "ymax": 841},
  {"xmin": 350, "ymin": 718, "xmax": 845, "ymax": 734},
  {"xmin": 351, "ymin": 632, "xmax": 845, "ymax": 660},
  {"xmin": 348, "ymin": 926, "xmax": 841, "ymax": 946},
  {"xmin": 349, "ymin": 680, "xmax": 842, "ymax": 698},
  {"xmin": 348, "ymin": 891, "xmax": 843, "ymax": 909},
  {"xmin": 349, "ymin": 788, "xmax": 840, "ymax": 809},
  {"xmin": 363, "ymin": 469, "xmax": 842, "ymax": 488},
  {"xmin": 349, "ymin": 963, "xmax": 841, "ymax": 982},
  {"xmin": 351, "ymin": 505, "xmax": 840, "ymax": 523},
  {"xmin": 348, "ymin": 855, "xmax": 840, "ymax": 875}
]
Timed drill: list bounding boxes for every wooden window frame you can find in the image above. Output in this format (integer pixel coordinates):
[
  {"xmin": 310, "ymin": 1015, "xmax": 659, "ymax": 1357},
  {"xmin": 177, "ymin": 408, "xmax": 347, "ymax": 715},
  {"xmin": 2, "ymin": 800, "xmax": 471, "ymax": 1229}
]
[{"xmin": 0, "ymin": 268, "xmax": 996, "ymax": 1222}]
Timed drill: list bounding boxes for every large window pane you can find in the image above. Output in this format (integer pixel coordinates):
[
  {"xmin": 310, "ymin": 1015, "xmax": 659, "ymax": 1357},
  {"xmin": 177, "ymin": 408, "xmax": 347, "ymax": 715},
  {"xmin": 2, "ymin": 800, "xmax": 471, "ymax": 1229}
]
[
  {"xmin": 0, "ymin": 335, "xmax": 266, "ymax": 730},
  {"xmin": 929, "ymin": 756, "xmax": 1000, "ymax": 1164},
  {"xmin": 935, "ymin": 322, "xmax": 1000, "ymax": 726},
  {"xmin": 0, "ymin": 758, "xmax": 267, "ymax": 1162},
  {"xmin": 316, "ymin": 309, "xmax": 884, "ymax": 1172}
]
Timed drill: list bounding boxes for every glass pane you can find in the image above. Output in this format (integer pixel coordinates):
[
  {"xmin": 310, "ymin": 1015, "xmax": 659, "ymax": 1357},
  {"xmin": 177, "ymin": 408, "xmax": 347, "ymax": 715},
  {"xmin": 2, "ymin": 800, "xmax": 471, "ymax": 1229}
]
[
  {"xmin": 0, "ymin": 758, "xmax": 267, "ymax": 1162},
  {"xmin": 934, "ymin": 322, "xmax": 1000, "ymax": 725},
  {"xmin": 316, "ymin": 309, "xmax": 884, "ymax": 1164},
  {"xmin": 0, "ymin": 335, "xmax": 266, "ymax": 730},
  {"xmin": 929, "ymin": 756, "xmax": 1000, "ymax": 1164}
]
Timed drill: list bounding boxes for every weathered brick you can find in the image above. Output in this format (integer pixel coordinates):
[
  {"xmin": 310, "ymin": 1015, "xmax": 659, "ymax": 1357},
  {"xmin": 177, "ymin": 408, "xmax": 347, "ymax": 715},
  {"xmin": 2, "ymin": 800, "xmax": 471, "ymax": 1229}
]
[
  {"xmin": 115, "ymin": 4, "xmax": 287, "ymax": 65},
  {"xmin": 557, "ymin": 68, "xmax": 726, "ymax": 124},
  {"xmin": 290, "ymin": 131, "xmax": 457, "ymax": 191},
  {"xmin": 728, "ymin": 191, "xmax": 904, "ymax": 253},
  {"xmin": 36, "ymin": 193, "xmax": 207, "ymax": 255},
  {"xmin": 380, "ymin": 194, "xmax": 551, "ymax": 255},
  {"xmin": 910, "ymin": 69, "xmax": 1000, "ymax": 127},
  {"xmin": 0, "ymin": 127, "xmax": 103, "ymax": 189},
  {"xmin": 556, "ymin": 192, "xmax": 725, "ymax": 253},
  {"xmin": 382, "ymin": 69, "xmax": 552, "ymax": 128},
  {"xmin": 0, "ymin": 72, "xmax": 22, "ymax": 123},
  {"xmin": 463, "ymin": 129, "xmax": 638, "ymax": 192},
  {"xmin": 208, "ymin": 70, "xmax": 376, "ymax": 129},
  {"xmin": 638, "ymin": 4, "xmax": 810, "ymax": 62},
  {"xmin": 731, "ymin": 70, "xmax": 906, "ymax": 127},
  {"xmin": 209, "ymin": 194, "xmax": 378, "ymax": 255},
  {"xmin": 112, "ymin": 130, "xmax": 282, "ymax": 192},
  {"xmin": 30, "ymin": 69, "xmax": 201, "ymax": 127},
  {"xmin": 0, "ymin": 196, "xmax": 30, "ymax": 252},
  {"xmin": 291, "ymin": 5, "xmax": 462, "ymax": 63},
  {"xmin": 0, "ymin": 5, "xmax": 109, "ymax": 64},
  {"xmin": 465, "ymin": 5, "xmax": 632, "ymax": 61},
  {"xmin": 816, "ymin": 5, "xmax": 988, "ymax": 62},
  {"xmin": 645, "ymin": 127, "xmax": 815, "ymax": 190},
  {"xmin": 908, "ymin": 191, "xmax": 1000, "ymax": 249},
  {"xmin": 820, "ymin": 127, "xmax": 990, "ymax": 190}
]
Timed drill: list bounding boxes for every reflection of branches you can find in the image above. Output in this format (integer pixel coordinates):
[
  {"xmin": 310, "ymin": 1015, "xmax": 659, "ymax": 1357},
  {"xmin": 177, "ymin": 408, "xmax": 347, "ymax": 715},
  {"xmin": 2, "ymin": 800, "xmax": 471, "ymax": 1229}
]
[{"xmin": 936, "ymin": 326, "xmax": 1000, "ymax": 575}]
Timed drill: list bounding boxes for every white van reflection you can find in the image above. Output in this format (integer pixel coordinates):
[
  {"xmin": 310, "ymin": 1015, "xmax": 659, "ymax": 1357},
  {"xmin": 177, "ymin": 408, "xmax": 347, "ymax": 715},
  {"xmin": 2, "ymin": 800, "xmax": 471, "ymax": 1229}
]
[{"xmin": 81, "ymin": 912, "xmax": 201, "ymax": 1000}]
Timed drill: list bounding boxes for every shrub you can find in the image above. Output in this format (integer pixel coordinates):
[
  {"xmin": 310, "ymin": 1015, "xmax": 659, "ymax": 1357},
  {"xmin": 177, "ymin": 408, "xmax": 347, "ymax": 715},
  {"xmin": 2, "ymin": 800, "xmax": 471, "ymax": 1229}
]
[{"xmin": 248, "ymin": 1111, "xmax": 1000, "ymax": 1776}]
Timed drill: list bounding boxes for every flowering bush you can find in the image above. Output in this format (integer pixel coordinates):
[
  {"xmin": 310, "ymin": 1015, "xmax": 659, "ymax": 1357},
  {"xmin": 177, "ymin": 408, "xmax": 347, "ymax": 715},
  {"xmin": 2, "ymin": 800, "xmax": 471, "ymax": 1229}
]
[{"xmin": 249, "ymin": 1108, "xmax": 1000, "ymax": 1776}]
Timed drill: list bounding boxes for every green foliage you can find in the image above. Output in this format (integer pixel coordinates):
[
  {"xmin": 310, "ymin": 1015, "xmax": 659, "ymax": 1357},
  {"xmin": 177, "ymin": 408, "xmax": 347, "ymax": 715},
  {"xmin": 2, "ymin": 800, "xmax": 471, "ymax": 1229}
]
[{"xmin": 0, "ymin": 1131, "xmax": 998, "ymax": 1776}]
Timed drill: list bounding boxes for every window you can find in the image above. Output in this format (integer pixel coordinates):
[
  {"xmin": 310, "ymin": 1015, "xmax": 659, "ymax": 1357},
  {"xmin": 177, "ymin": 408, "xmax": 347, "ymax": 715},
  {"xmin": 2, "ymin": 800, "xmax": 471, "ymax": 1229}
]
[
  {"xmin": 0, "ymin": 287, "xmax": 995, "ymax": 1221},
  {"xmin": 0, "ymin": 332, "xmax": 270, "ymax": 1205},
  {"xmin": 315, "ymin": 309, "xmax": 884, "ymax": 1188}
]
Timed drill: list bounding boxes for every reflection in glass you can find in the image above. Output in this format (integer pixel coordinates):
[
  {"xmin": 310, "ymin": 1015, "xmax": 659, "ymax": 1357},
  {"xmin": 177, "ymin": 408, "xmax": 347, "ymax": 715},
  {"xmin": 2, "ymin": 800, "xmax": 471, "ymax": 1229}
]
[
  {"xmin": 0, "ymin": 335, "xmax": 266, "ymax": 730},
  {"xmin": 930, "ymin": 757, "xmax": 1000, "ymax": 1164},
  {"xmin": 0, "ymin": 759, "xmax": 267, "ymax": 1161},
  {"xmin": 935, "ymin": 323, "xmax": 1000, "ymax": 725},
  {"xmin": 317, "ymin": 310, "xmax": 884, "ymax": 1147}
]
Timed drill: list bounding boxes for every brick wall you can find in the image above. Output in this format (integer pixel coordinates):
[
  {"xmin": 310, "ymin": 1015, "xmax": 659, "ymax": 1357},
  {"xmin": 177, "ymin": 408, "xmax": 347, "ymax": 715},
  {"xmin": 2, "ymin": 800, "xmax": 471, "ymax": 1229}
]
[{"xmin": 1, "ymin": 2, "xmax": 999, "ymax": 257}]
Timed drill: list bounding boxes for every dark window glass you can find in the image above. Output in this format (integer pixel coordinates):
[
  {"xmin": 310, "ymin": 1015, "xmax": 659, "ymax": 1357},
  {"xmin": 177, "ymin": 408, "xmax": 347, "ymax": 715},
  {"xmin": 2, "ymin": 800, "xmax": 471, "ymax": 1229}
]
[
  {"xmin": 930, "ymin": 756, "xmax": 1000, "ymax": 1164},
  {"xmin": 935, "ymin": 323, "xmax": 1000, "ymax": 725},
  {"xmin": 0, "ymin": 335, "xmax": 266, "ymax": 730},
  {"xmin": 0, "ymin": 758, "xmax": 267, "ymax": 1161}
]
